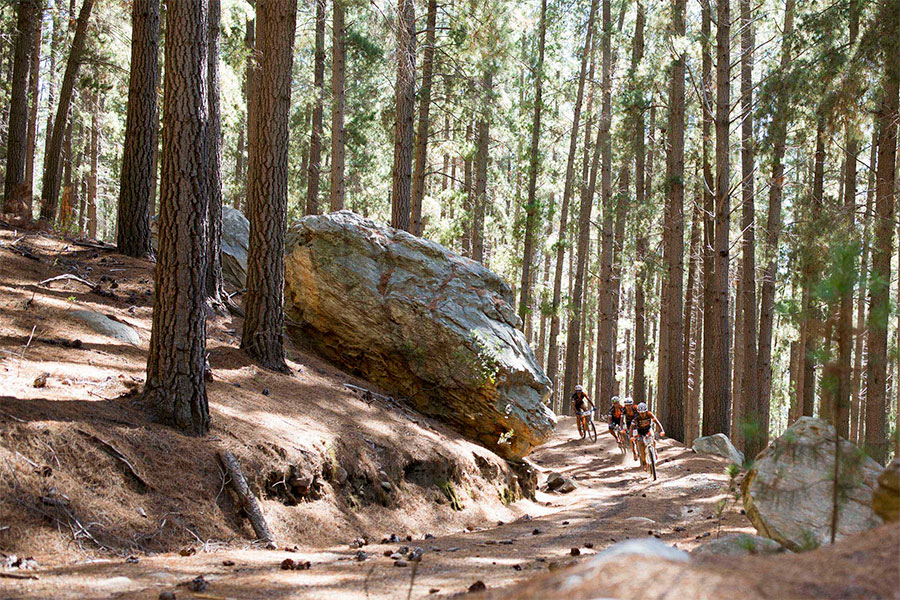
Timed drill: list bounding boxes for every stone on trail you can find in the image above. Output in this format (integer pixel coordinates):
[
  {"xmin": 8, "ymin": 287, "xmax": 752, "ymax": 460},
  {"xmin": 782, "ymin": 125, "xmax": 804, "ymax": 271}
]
[
  {"xmin": 545, "ymin": 472, "xmax": 577, "ymax": 493},
  {"xmin": 742, "ymin": 417, "xmax": 883, "ymax": 552},
  {"xmin": 691, "ymin": 533, "xmax": 785, "ymax": 556},
  {"xmin": 71, "ymin": 310, "xmax": 140, "ymax": 345},
  {"xmin": 692, "ymin": 433, "xmax": 745, "ymax": 465},
  {"xmin": 873, "ymin": 459, "xmax": 900, "ymax": 523},
  {"xmin": 283, "ymin": 211, "xmax": 555, "ymax": 459},
  {"xmin": 624, "ymin": 516, "xmax": 656, "ymax": 525}
]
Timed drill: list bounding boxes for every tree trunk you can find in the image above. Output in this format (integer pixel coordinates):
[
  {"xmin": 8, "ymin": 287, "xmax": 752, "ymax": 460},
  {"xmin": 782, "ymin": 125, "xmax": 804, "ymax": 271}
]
[
  {"xmin": 206, "ymin": 0, "xmax": 225, "ymax": 305},
  {"xmin": 390, "ymin": 0, "xmax": 415, "ymax": 232},
  {"xmin": 329, "ymin": 0, "xmax": 345, "ymax": 211},
  {"xmin": 306, "ymin": 0, "xmax": 325, "ymax": 216},
  {"xmin": 116, "ymin": 0, "xmax": 158, "ymax": 257},
  {"xmin": 757, "ymin": 0, "xmax": 795, "ymax": 429},
  {"xmin": 703, "ymin": 0, "xmax": 731, "ymax": 436},
  {"xmin": 461, "ymin": 121, "xmax": 473, "ymax": 257},
  {"xmin": 631, "ymin": 1, "xmax": 647, "ymax": 408},
  {"xmin": 39, "ymin": 0, "xmax": 94, "ymax": 223},
  {"xmin": 852, "ymin": 134, "xmax": 875, "ymax": 444},
  {"xmin": 410, "ymin": 0, "xmax": 436, "ymax": 236},
  {"xmin": 25, "ymin": 7, "xmax": 42, "ymax": 204},
  {"xmin": 143, "ymin": 0, "xmax": 210, "ymax": 435},
  {"xmin": 234, "ymin": 13, "xmax": 255, "ymax": 211},
  {"xmin": 662, "ymin": 0, "xmax": 686, "ymax": 441},
  {"xmin": 865, "ymin": 0, "xmax": 899, "ymax": 465},
  {"xmin": 3, "ymin": 0, "xmax": 40, "ymax": 212},
  {"xmin": 87, "ymin": 80, "xmax": 99, "ymax": 239},
  {"xmin": 547, "ymin": 0, "xmax": 597, "ymax": 406},
  {"xmin": 683, "ymin": 196, "xmax": 702, "ymax": 443},
  {"xmin": 241, "ymin": 0, "xmax": 298, "ymax": 373},
  {"xmin": 732, "ymin": 258, "xmax": 744, "ymax": 439},
  {"xmin": 517, "ymin": 0, "xmax": 548, "ymax": 326},
  {"xmin": 472, "ymin": 71, "xmax": 491, "ymax": 263}
]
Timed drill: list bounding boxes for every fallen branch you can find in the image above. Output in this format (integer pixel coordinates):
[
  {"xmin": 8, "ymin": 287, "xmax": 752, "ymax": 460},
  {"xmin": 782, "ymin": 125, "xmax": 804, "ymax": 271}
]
[
  {"xmin": 0, "ymin": 572, "xmax": 39, "ymax": 580},
  {"xmin": 217, "ymin": 450, "xmax": 276, "ymax": 549},
  {"xmin": 39, "ymin": 274, "xmax": 96, "ymax": 288},
  {"xmin": 343, "ymin": 383, "xmax": 394, "ymax": 405},
  {"xmin": 75, "ymin": 430, "xmax": 150, "ymax": 490}
]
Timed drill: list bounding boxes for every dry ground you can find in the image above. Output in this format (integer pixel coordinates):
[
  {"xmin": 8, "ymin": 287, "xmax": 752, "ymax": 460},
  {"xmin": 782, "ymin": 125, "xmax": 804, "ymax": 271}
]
[{"xmin": 1, "ymin": 227, "xmax": 896, "ymax": 599}]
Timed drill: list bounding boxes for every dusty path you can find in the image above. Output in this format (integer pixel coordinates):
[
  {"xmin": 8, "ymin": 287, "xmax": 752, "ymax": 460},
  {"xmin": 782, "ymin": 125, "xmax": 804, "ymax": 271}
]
[{"xmin": 2, "ymin": 417, "xmax": 750, "ymax": 599}]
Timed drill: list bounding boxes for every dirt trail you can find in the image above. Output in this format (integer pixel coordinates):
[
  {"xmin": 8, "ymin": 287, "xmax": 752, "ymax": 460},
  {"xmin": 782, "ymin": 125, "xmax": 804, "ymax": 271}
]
[{"xmin": 2, "ymin": 417, "xmax": 751, "ymax": 599}]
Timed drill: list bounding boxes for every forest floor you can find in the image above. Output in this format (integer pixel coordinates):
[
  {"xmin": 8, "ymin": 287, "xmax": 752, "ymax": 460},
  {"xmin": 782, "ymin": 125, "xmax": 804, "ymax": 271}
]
[{"xmin": 1, "ymin": 227, "xmax": 897, "ymax": 599}]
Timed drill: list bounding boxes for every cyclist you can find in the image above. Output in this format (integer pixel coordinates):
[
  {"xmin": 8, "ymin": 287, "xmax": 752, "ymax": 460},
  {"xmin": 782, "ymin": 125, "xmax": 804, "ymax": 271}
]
[
  {"xmin": 622, "ymin": 398, "xmax": 639, "ymax": 460},
  {"xmin": 629, "ymin": 402, "xmax": 665, "ymax": 470},
  {"xmin": 572, "ymin": 385, "xmax": 594, "ymax": 436},
  {"xmin": 607, "ymin": 396, "xmax": 624, "ymax": 443}
]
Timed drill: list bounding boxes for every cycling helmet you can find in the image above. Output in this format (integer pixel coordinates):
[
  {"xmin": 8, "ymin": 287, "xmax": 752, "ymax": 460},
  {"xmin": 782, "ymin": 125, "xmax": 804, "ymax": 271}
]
[
  {"xmin": 624, "ymin": 397, "xmax": 634, "ymax": 406},
  {"xmin": 616, "ymin": 397, "xmax": 624, "ymax": 406},
  {"xmin": 637, "ymin": 402, "xmax": 648, "ymax": 412},
  {"xmin": 611, "ymin": 395, "xmax": 619, "ymax": 404},
  {"xmin": 575, "ymin": 385, "xmax": 583, "ymax": 392}
]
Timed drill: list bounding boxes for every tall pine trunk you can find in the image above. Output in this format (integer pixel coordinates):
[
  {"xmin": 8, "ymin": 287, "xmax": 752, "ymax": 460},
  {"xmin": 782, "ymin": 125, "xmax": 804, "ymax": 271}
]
[
  {"xmin": 39, "ymin": 0, "xmax": 94, "ymax": 223},
  {"xmin": 143, "ymin": 0, "xmax": 210, "ymax": 435},
  {"xmin": 206, "ymin": 0, "xmax": 226, "ymax": 305},
  {"xmin": 390, "ymin": 0, "xmax": 416, "ymax": 231},
  {"xmin": 241, "ymin": 0, "xmax": 298, "ymax": 373},
  {"xmin": 329, "ymin": 0, "xmax": 346, "ymax": 211},
  {"xmin": 306, "ymin": 0, "xmax": 325, "ymax": 215},
  {"xmin": 864, "ymin": 0, "xmax": 899, "ymax": 465},
  {"xmin": 25, "ymin": 7, "xmax": 42, "ymax": 204},
  {"xmin": 410, "ymin": 0, "xmax": 436, "ymax": 236},
  {"xmin": 852, "ymin": 134, "xmax": 876, "ymax": 444},
  {"xmin": 472, "ymin": 71, "xmax": 491, "ymax": 263}
]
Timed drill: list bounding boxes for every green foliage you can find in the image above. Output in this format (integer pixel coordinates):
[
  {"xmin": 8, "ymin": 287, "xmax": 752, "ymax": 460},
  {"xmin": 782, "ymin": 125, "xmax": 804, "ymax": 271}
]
[{"xmin": 438, "ymin": 480, "xmax": 463, "ymax": 511}]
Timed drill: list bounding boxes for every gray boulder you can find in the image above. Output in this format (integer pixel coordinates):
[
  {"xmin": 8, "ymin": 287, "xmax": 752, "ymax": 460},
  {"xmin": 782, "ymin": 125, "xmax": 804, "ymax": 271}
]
[
  {"xmin": 691, "ymin": 533, "xmax": 785, "ymax": 556},
  {"xmin": 546, "ymin": 472, "xmax": 577, "ymax": 493},
  {"xmin": 742, "ymin": 417, "xmax": 883, "ymax": 552},
  {"xmin": 589, "ymin": 538, "xmax": 690, "ymax": 566},
  {"xmin": 71, "ymin": 310, "xmax": 140, "ymax": 345},
  {"xmin": 283, "ymin": 211, "xmax": 555, "ymax": 460},
  {"xmin": 692, "ymin": 433, "xmax": 744, "ymax": 465}
]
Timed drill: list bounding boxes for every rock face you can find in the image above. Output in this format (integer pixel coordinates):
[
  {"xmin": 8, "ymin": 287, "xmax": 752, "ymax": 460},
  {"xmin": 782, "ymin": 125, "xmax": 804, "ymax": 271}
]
[
  {"xmin": 691, "ymin": 533, "xmax": 784, "ymax": 556},
  {"xmin": 284, "ymin": 212, "xmax": 555, "ymax": 460},
  {"xmin": 71, "ymin": 310, "xmax": 140, "ymax": 345},
  {"xmin": 692, "ymin": 433, "xmax": 745, "ymax": 465},
  {"xmin": 873, "ymin": 459, "xmax": 899, "ymax": 523},
  {"xmin": 742, "ymin": 417, "xmax": 883, "ymax": 551}
]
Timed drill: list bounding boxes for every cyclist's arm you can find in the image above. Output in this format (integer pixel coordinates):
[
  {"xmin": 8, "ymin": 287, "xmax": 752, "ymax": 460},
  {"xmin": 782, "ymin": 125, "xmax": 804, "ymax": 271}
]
[{"xmin": 650, "ymin": 412, "xmax": 665, "ymax": 436}]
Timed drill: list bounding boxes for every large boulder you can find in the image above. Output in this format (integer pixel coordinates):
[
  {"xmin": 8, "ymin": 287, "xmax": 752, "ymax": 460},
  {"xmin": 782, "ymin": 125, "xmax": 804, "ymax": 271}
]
[
  {"xmin": 691, "ymin": 533, "xmax": 784, "ymax": 556},
  {"xmin": 741, "ymin": 417, "xmax": 883, "ymax": 551},
  {"xmin": 873, "ymin": 459, "xmax": 900, "ymax": 523},
  {"xmin": 71, "ymin": 310, "xmax": 140, "ymax": 345},
  {"xmin": 692, "ymin": 433, "xmax": 745, "ymax": 465},
  {"xmin": 283, "ymin": 211, "xmax": 555, "ymax": 460}
]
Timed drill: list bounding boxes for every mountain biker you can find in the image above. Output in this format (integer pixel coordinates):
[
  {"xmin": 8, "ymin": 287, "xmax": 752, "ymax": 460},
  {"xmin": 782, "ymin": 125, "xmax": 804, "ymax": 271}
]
[
  {"xmin": 623, "ymin": 398, "xmax": 639, "ymax": 460},
  {"xmin": 607, "ymin": 396, "xmax": 624, "ymax": 442},
  {"xmin": 629, "ymin": 402, "xmax": 665, "ymax": 468},
  {"xmin": 572, "ymin": 385, "xmax": 594, "ymax": 435}
]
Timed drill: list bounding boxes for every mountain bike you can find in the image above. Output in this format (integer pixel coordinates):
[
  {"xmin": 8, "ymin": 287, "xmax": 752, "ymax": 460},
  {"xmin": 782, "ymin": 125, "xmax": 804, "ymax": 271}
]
[
  {"xmin": 634, "ymin": 431, "xmax": 659, "ymax": 480},
  {"xmin": 613, "ymin": 424, "xmax": 629, "ymax": 455},
  {"xmin": 577, "ymin": 410, "xmax": 597, "ymax": 442}
]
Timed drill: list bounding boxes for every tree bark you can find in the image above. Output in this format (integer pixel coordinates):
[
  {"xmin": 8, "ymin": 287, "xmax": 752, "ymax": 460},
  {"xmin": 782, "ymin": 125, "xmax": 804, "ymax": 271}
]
[
  {"xmin": 517, "ymin": 0, "xmax": 548, "ymax": 326},
  {"xmin": 662, "ymin": 0, "xmax": 686, "ymax": 441},
  {"xmin": 206, "ymin": 0, "xmax": 226, "ymax": 305},
  {"xmin": 865, "ymin": 0, "xmax": 899, "ymax": 465},
  {"xmin": 546, "ymin": 0, "xmax": 597, "ymax": 406},
  {"xmin": 218, "ymin": 450, "xmax": 276, "ymax": 547},
  {"xmin": 241, "ymin": 0, "xmax": 298, "ymax": 373},
  {"xmin": 757, "ymin": 0, "xmax": 795, "ymax": 429},
  {"xmin": 25, "ymin": 6, "xmax": 42, "ymax": 204},
  {"xmin": 3, "ymin": 0, "xmax": 40, "ymax": 212},
  {"xmin": 703, "ymin": 0, "xmax": 731, "ymax": 436},
  {"xmin": 410, "ymin": 0, "xmax": 436, "ymax": 236},
  {"xmin": 329, "ymin": 0, "xmax": 345, "ymax": 211},
  {"xmin": 305, "ymin": 0, "xmax": 325, "ymax": 215},
  {"xmin": 116, "ymin": 0, "xmax": 158, "ymax": 257},
  {"xmin": 472, "ymin": 71, "xmax": 491, "ymax": 263},
  {"xmin": 390, "ymin": 0, "xmax": 416, "ymax": 231},
  {"xmin": 87, "ymin": 79, "xmax": 100, "ymax": 239},
  {"xmin": 39, "ymin": 0, "xmax": 94, "ymax": 223},
  {"xmin": 234, "ymin": 13, "xmax": 255, "ymax": 211},
  {"xmin": 683, "ymin": 196, "xmax": 702, "ymax": 442},
  {"xmin": 143, "ymin": 0, "xmax": 210, "ymax": 435}
]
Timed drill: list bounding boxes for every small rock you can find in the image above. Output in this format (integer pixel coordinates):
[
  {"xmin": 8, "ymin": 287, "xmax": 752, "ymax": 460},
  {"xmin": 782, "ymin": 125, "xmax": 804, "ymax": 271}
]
[
  {"xmin": 498, "ymin": 540, "xmax": 513, "ymax": 545},
  {"xmin": 222, "ymin": 560, "xmax": 235, "ymax": 566},
  {"xmin": 408, "ymin": 548, "xmax": 424, "ymax": 561},
  {"xmin": 158, "ymin": 592, "xmax": 176, "ymax": 600},
  {"xmin": 262, "ymin": 388, "xmax": 270, "ymax": 396},
  {"xmin": 390, "ymin": 553, "xmax": 403, "ymax": 560},
  {"xmin": 188, "ymin": 576, "xmax": 208, "ymax": 592},
  {"xmin": 394, "ymin": 559, "xmax": 408, "ymax": 568},
  {"xmin": 512, "ymin": 564, "xmax": 523, "ymax": 571},
  {"xmin": 562, "ymin": 521, "xmax": 570, "ymax": 525},
  {"xmin": 468, "ymin": 580, "xmax": 487, "ymax": 592},
  {"xmin": 33, "ymin": 373, "xmax": 49, "ymax": 388},
  {"xmin": 424, "ymin": 533, "xmax": 435, "ymax": 539},
  {"xmin": 429, "ymin": 589, "xmax": 440, "ymax": 594},
  {"xmin": 178, "ymin": 547, "xmax": 196, "ymax": 557},
  {"xmin": 398, "ymin": 546, "xmax": 409, "ymax": 554},
  {"xmin": 125, "ymin": 556, "xmax": 139, "ymax": 564},
  {"xmin": 584, "ymin": 543, "xmax": 594, "ymax": 549},
  {"xmin": 406, "ymin": 535, "xmax": 413, "ymax": 542},
  {"xmin": 354, "ymin": 550, "xmax": 368, "ymax": 561},
  {"xmin": 380, "ymin": 481, "xmax": 392, "ymax": 491},
  {"xmin": 674, "ymin": 526, "xmax": 686, "ymax": 532},
  {"xmin": 447, "ymin": 547, "xmax": 460, "ymax": 552},
  {"xmin": 532, "ymin": 528, "xmax": 542, "ymax": 535},
  {"xmin": 570, "ymin": 547, "xmax": 581, "ymax": 556}
]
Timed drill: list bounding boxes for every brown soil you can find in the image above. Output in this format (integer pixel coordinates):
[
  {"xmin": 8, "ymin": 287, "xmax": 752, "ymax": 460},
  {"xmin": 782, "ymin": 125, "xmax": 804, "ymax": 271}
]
[{"xmin": 1, "ymin": 228, "xmax": 897, "ymax": 599}]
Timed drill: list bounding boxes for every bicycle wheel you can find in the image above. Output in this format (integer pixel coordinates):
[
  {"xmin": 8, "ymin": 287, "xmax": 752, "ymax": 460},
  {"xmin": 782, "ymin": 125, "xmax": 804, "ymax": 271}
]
[
  {"xmin": 587, "ymin": 419, "xmax": 597, "ymax": 442},
  {"xmin": 579, "ymin": 417, "xmax": 586, "ymax": 439},
  {"xmin": 649, "ymin": 443, "xmax": 657, "ymax": 481}
]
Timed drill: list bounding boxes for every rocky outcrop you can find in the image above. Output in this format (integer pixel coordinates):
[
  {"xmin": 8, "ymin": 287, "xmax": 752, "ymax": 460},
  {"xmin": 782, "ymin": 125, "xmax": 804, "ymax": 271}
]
[
  {"xmin": 873, "ymin": 459, "xmax": 899, "ymax": 523},
  {"xmin": 742, "ymin": 417, "xmax": 883, "ymax": 551},
  {"xmin": 691, "ymin": 533, "xmax": 784, "ymax": 556},
  {"xmin": 283, "ymin": 211, "xmax": 555, "ymax": 460},
  {"xmin": 71, "ymin": 310, "xmax": 140, "ymax": 345},
  {"xmin": 692, "ymin": 433, "xmax": 745, "ymax": 465}
]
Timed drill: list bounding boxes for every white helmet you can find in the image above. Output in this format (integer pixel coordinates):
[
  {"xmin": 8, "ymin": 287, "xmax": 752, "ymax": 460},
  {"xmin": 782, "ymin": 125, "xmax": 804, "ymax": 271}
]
[
  {"xmin": 575, "ymin": 385, "xmax": 583, "ymax": 392},
  {"xmin": 616, "ymin": 397, "xmax": 624, "ymax": 406},
  {"xmin": 611, "ymin": 395, "xmax": 620, "ymax": 404},
  {"xmin": 624, "ymin": 397, "xmax": 634, "ymax": 406},
  {"xmin": 637, "ymin": 402, "xmax": 648, "ymax": 412}
]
